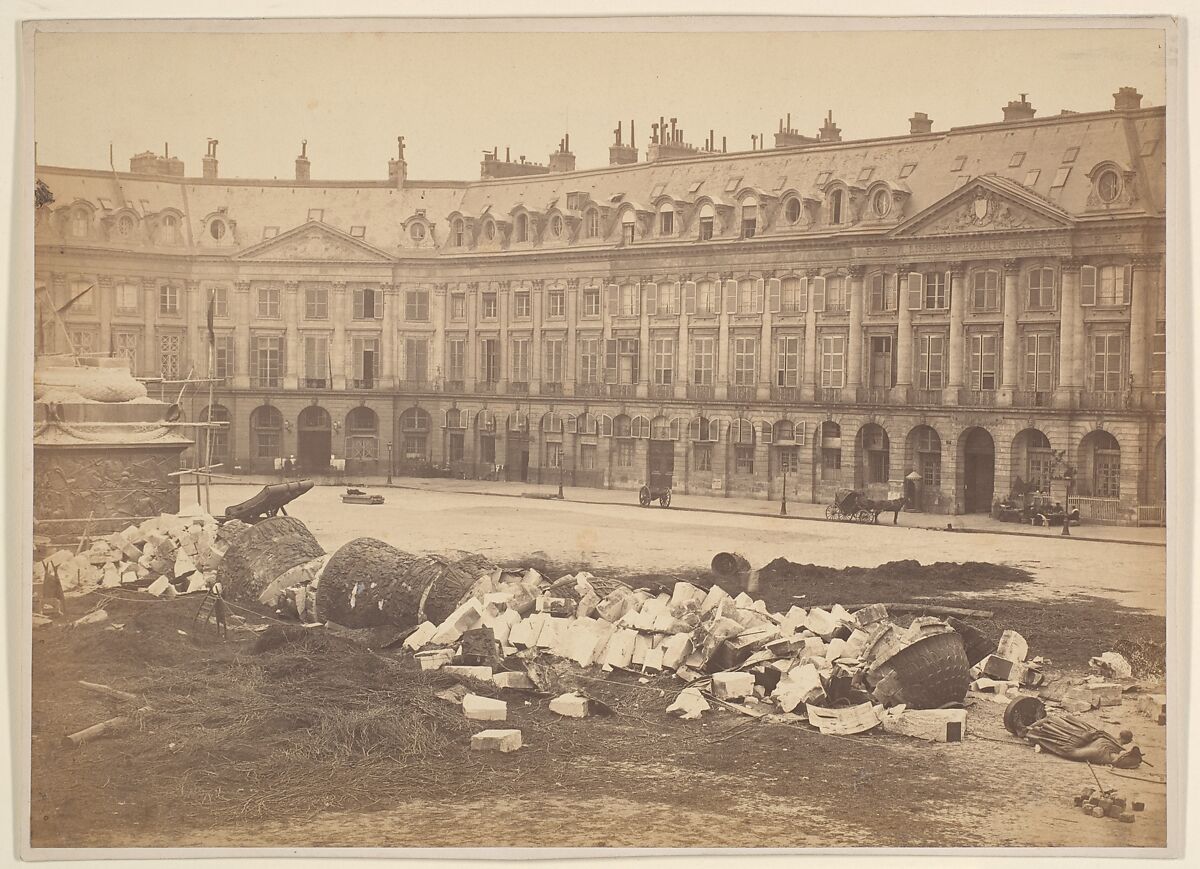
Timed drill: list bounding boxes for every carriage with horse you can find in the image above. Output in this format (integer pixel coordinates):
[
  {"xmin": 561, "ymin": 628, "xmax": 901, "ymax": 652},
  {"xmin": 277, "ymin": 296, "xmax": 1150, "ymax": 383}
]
[{"xmin": 825, "ymin": 488, "xmax": 907, "ymax": 525}]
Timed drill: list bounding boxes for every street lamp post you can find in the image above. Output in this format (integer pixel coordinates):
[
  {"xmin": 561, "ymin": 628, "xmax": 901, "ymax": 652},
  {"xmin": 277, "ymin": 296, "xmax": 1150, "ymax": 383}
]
[
  {"xmin": 779, "ymin": 454, "xmax": 789, "ymax": 517},
  {"xmin": 387, "ymin": 441, "xmax": 393, "ymax": 485},
  {"xmin": 557, "ymin": 444, "xmax": 565, "ymax": 499},
  {"xmin": 1061, "ymin": 470, "xmax": 1074, "ymax": 537}
]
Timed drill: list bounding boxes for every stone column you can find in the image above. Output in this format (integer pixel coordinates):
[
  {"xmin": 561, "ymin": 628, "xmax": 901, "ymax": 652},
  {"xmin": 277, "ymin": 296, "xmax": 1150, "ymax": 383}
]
[
  {"xmin": 430, "ymin": 283, "xmax": 446, "ymax": 391},
  {"xmin": 565, "ymin": 280, "xmax": 578, "ymax": 394},
  {"xmin": 531, "ymin": 280, "xmax": 544, "ymax": 394},
  {"xmin": 142, "ymin": 277, "xmax": 158, "ymax": 378},
  {"xmin": 1058, "ymin": 260, "xmax": 1079, "ymax": 391},
  {"xmin": 944, "ymin": 265, "xmax": 965, "ymax": 399},
  {"xmin": 498, "ymin": 282, "xmax": 510, "ymax": 392},
  {"xmin": 638, "ymin": 279, "xmax": 650, "ymax": 398},
  {"xmin": 758, "ymin": 276, "xmax": 773, "ymax": 401},
  {"xmin": 716, "ymin": 276, "xmax": 730, "ymax": 401},
  {"xmin": 1130, "ymin": 255, "xmax": 1157, "ymax": 396},
  {"xmin": 465, "ymin": 283, "xmax": 478, "ymax": 392},
  {"xmin": 896, "ymin": 268, "xmax": 914, "ymax": 388},
  {"xmin": 97, "ymin": 275, "xmax": 113, "ymax": 355},
  {"xmin": 847, "ymin": 266, "xmax": 864, "ymax": 391},
  {"xmin": 233, "ymin": 280, "xmax": 251, "ymax": 388},
  {"xmin": 802, "ymin": 270, "xmax": 818, "ymax": 401},
  {"xmin": 331, "ymin": 281, "xmax": 347, "ymax": 390},
  {"xmin": 283, "ymin": 281, "xmax": 300, "ymax": 389},
  {"xmin": 676, "ymin": 304, "xmax": 689, "ymax": 400},
  {"xmin": 186, "ymin": 279, "xmax": 203, "ymax": 376},
  {"xmin": 381, "ymin": 281, "xmax": 398, "ymax": 389},
  {"xmin": 1000, "ymin": 259, "xmax": 1020, "ymax": 406}
]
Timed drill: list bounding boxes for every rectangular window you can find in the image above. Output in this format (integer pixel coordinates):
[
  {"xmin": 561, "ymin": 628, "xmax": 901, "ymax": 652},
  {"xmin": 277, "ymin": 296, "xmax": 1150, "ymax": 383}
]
[
  {"xmin": 70, "ymin": 330, "xmax": 96, "ymax": 355},
  {"xmin": 695, "ymin": 281, "xmax": 720, "ymax": 315},
  {"xmin": 869, "ymin": 335, "xmax": 894, "ymax": 388},
  {"xmin": 451, "ymin": 294, "xmax": 466, "ymax": 320},
  {"xmin": 693, "ymin": 443, "xmax": 713, "ymax": 472},
  {"xmin": 402, "ymin": 337, "xmax": 426, "ymax": 384},
  {"xmin": 353, "ymin": 287, "xmax": 382, "ymax": 320},
  {"xmin": 353, "ymin": 336, "xmax": 381, "ymax": 386},
  {"xmin": 781, "ymin": 277, "xmax": 807, "ymax": 313},
  {"xmin": 511, "ymin": 337, "xmax": 531, "ymax": 383},
  {"xmin": 257, "ymin": 286, "xmax": 280, "ymax": 319},
  {"xmin": 481, "ymin": 292, "xmax": 498, "ymax": 320},
  {"xmin": 548, "ymin": 289, "xmax": 566, "ymax": 318},
  {"xmin": 825, "ymin": 277, "xmax": 847, "ymax": 312},
  {"xmin": 1026, "ymin": 268, "xmax": 1056, "ymax": 310},
  {"xmin": 653, "ymin": 337, "xmax": 675, "ymax": 386},
  {"xmin": 68, "ymin": 279, "xmax": 95, "ymax": 311},
  {"xmin": 254, "ymin": 335, "xmax": 282, "ymax": 387},
  {"xmin": 737, "ymin": 280, "xmax": 757, "ymax": 314},
  {"xmin": 545, "ymin": 441, "xmax": 563, "ymax": 470},
  {"xmin": 1051, "ymin": 167, "xmax": 1071, "ymax": 188},
  {"xmin": 660, "ymin": 211, "xmax": 674, "ymax": 235},
  {"xmin": 1095, "ymin": 265, "xmax": 1132, "ymax": 307},
  {"xmin": 115, "ymin": 281, "xmax": 139, "ymax": 313},
  {"xmin": 1028, "ymin": 449, "xmax": 1054, "ymax": 493},
  {"xmin": 159, "ymin": 334, "xmax": 183, "ymax": 378},
  {"xmin": 544, "ymin": 338, "xmax": 565, "ymax": 383},
  {"xmin": 1023, "ymin": 333, "xmax": 1055, "ymax": 392},
  {"xmin": 582, "ymin": 286, "xmax": 601, "ymax": 317},
  {"xmin": 741, "ymin": 207, "xmax": 756, "ymax": 239},
  {"xmin": 210, "ymin": 285, "xmax": 229, "ymax": 318},
  {"xmin": 213, "ymin": 335, "xmax": 235, "ymax": 380},
  {"xmin": 304, "ymin": 285, "xmax": 328, "ymax": 320},
  {"xmin": 658, "ymin": 282, "xmax": 678, "ymax": 315},
  {"xmin": 623, "ymin": 223, "xmax": 636, "ymax": 245},
  {"xmin": 159, "ymin": 283, "xmax": 179, "ymax": 315},
  {"xmin": 971, "ymin": 270, "xmax": 1000, "ymax": 311},
  {"xmin": 735, "ymin": 446, "xmax": 755, "ymax": 475},
  {"xmin": 1091, "ymin": 333, "xmax": 1125, "ymax": 392},
  {"xmin": 617, "ymin": 441, "xmax": 634, "ymax": 468},
  {"xmin": 405, "ymin": 289, "xmax": 429, "ymax": 321},
  {"xmin": 1151, "ymin": 321, "xmax": 1166, "ymax": 390},
  {"xmin": 699, "ymin": 217, "xmax": 714, "ymax": 241},
  {"xmin": 513, "ymin": 291, "xmax": 531, "ymax": 319},
  {"xmin": 480, "ymin": 338, "xmax": 500, "ymax": 383},
  {"xmin": 776, "ymin": 335, "xmax": 801, "ymax": 387},
  {"xmin": 733, "ymin": 337, "xmax": 758, "ymax": 385},
  {"xmin": 820, "ymin": 335, "xmax": 846, "ymax": 388},
  {"xmin": 114, "ymin": 332, "xmax": 138, "ymax": 371},
  {"xmin": 606, "ymin": 338, "xmax": 640, "ymax": 384},
  {"xmin": 1095, "ymin": 451, "xmax": 1121, "ymax": 498},
  {"xmin": 969, "ymin": 333, "xmax": 998, "ymax": 391},
  {"xmin": 578, "ymin": 338, "xmax": 600, "ymax": 384},
  {"xmin": 303, "ymin": 335, "xmax": 329, "ymax": 387},
  {"xmin": 580, "ymin": 444, "xmax": 597, "ymax": 471},
  {"xmin": 822, "ymin": 448, "xmax": 841, "ymax": 479},
  {"xmin": 691, "ymin": 336, "xmax": 715, "ymax": 385},
  {"xmin": 924, "ymin": 273, "xmax": 947, "ymax": 310},
  {"xmin": 916, "ymin": 333, "xmax": 946, "ymax": 390},
  {"xmin": 869, "ymin": 274, "xmax": 894, "ymax": 313},
  {"xmin": 447, "ymin": 337, "xmax": 466, "ymax": 381},
  {"xmin": 619, "ymin": 284, "xmax": 640, "ymax": 317}
]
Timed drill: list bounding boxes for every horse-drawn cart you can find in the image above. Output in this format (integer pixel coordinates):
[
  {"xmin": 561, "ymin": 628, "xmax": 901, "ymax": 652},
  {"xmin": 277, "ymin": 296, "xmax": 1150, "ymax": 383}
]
[
  {"xmin": 825, "ymin": 489, "xmax": 875, "ymax": 523},
  {"xmin": 638, "ymin": 466, "xmax": 673, "ymax": 508}
]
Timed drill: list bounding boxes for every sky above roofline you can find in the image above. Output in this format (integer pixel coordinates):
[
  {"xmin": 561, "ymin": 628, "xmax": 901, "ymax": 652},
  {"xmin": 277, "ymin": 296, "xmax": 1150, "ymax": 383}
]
[{"xmin": 33, "ymin": 25, "xmax": 1166, "ymax": 183}]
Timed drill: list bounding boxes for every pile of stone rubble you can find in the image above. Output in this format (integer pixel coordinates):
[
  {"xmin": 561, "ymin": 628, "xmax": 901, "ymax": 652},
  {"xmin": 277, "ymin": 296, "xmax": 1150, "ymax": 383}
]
[
  {"xmin": 35, "ymin": 506, "xmax": 225, "ymax": 599},
  {"xmin": 403, "ymin": 567, "xmax": 1035, "ymax": 750}
]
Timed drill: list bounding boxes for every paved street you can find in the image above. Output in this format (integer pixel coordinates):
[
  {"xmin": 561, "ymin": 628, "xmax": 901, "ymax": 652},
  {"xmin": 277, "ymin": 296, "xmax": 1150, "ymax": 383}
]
[{"xmin": 187, "ymin": 480, "xmax": 1167, "ymax": 614}]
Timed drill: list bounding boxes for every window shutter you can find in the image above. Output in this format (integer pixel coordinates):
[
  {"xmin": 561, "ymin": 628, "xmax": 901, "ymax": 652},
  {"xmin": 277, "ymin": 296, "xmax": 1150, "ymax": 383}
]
[
  {"xmin": 768, "ymin": 278, "xmax": 782, "ymax": 313},
  {"xmin": 1080, "ymin": 266, "xmax": 1097, "ymax": 306},
  {"xmin": 353, "ymin": 288, "xmax": 364, "ymax": 319},
  {"xmin": 601, "ymin": 414, "xmax": 614, "ymax": 437},
  {"xmin": 907, "ymin": 272, "xmax": 924, "ymax": 311},
  {"xmin": 565, "ymin": 414, "xmax": 577, "ymax": 434},
  {"xmin": 710, "ymin": 419, "xmax": 721, "ymax": 442},
  {"xmin": 798, "ymin": 277, "xmax": 809, "ymax": 313},
  {"xmin": 607, "ymin": 283, "xmax": 619, "ymax": 316},
  {"xmin": 645, "ymin": 281, "xmax": 658, "ymax": 316},
  {"xmin": 604, "ymin": 338, "xmax": 618, "ymax": 383},
  {"xmin": 761, "ymin": 421, "xmax": 773, "ymax": 444},
  {"xmin": 683, "ymin": 281, "xmax": 697, "ymax": 314},
  {"xmin": 1122, "ymin": 265, "xmax": 1133, "ymax": 305},
  {"xmin": 670, "ymin": 418, "xmax": 682, "ymax": 440},
  {"xmin": 753, "ymin": 278, "xmax": 765, "ymax": 314},
  {"xmin": 724, "ymin": 279, "xmax": 738, "ymax": 314},
  {"xmin": 812, "ymin": 276, "xmax": 826, "ymax": 313},
  {"xmin": 374, "ymin": 289, "xmax": 384, "ymax": 320},
  {"xmin": 795, "ymin": 421, "xmax": 806, "ymax": 446},
  {"xmin": 689, "ymin": 417, "xmax": 701, "ymax": 441}
]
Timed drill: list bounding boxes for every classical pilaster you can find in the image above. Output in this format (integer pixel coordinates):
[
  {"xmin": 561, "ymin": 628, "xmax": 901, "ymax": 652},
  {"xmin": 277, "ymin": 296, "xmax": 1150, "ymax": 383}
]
[
  {"xmin": 430, "ymin": 282, "xmax": 446, "ymax": 391},
  {"xmin": 381, "ymin": 281, "xmax": 398, "ymax": 389},
  {"xmin": 1130, "ymin": 254, "xmax": 1159, "ymax": 393},
  {"xmin": 331, "ymin": 281, "xmax": 347, "ymax": 390},
  {"xmin": 186, "ymin": 279, "xmax": 203, "ymax": 376},
  {"xmin": 531, "ymin": 280, "xmax": 544, "ymax": 393},
  {"xmin": 233, "ymin": 280, "xmax": 251, "ymax": 388},
  {"xmin": 465, "ymin": 282, "xmax": 478, "ymax": 391},
  {"xmin": 846, "ymin": 266, "xmax": 864, "ymax": 390},
  {"xmin": 676, "ymin": 285, "xmax": 689, "ymax": 400},
  {"xmin": 565, "ymin": 279, "xmax": 578, "ymax": 394},
  {"xmin": 283, "ymin": 281, "xmax": 300, "ymax": 389},
  {"xmin": 637, "ymin": 278, "xmax": 650, "ymax": 399},
  {"xmin": 896, "ymin": 267, "xmax": 914, "ymax": 388},
  {"xmin": 802, "ymin": 269, "xmax": 819, "ymax": 401},
  {"xmin": 498, "ymin": 282, "xmax": 510, "ymax": 392},
  {"xmin": 716, "ymin": 274, "xmax": 730, "ymax": 401},
  {"xmin": 97, "ymin": 275, "xmax": 113, "ymax": 354},
  {"xmin": 142, "ymin": 277, "xmax": 158, "ymax": 377},
  {"xmin": 758, "ymin": 274, "xmax": 773, "ymax": 401},
  {"xmin": 1058, "ymin": 257, "xmax": 1081, "ymax": 408},
  {"xmin": 999, "ymin": 259, "xmax": 1020, "ymax": 405},
  {"xmin": 945, "ymin": 264, "xmax": 965, "ymax": 396}
]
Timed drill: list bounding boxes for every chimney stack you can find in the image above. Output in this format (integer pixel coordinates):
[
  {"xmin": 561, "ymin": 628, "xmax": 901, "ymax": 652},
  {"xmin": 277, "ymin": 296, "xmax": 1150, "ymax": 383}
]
[
  {"xmin": 295, "ymin": 139, "xmax": 311, "ymax": 181},
  {"xmin": 388, "ymin": 135, "xmax": 408, "ymax": 187},
  {"xmin": 818, "ymin": 110, "xmax": 842, "ymax": 143},
  {"xmin": 202, "ymin": 138, "xmax": 219, "ymax": 179},
  {"xmin": 909, "ymin": 112, "xmax": 933, "ymax": 135},
  {"xmin": 549, "ymin": 132, "xmax": 576, "ymax": 173},
  {"xmin": 1002, "ymin": 93, "xmax": 1037, "ymax": 122},
  {"xmin": 1113, "ymin": 86, "xmax": 1143, "ymax": 111},
  {"xmin": 609, "ymin": 118, "xmax": 639, "ymax": 165}
]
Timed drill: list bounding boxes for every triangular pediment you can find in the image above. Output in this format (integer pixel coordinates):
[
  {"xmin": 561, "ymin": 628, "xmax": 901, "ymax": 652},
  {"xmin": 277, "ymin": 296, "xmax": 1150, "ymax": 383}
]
[
  {"xmin": 235, "ymin": 221, "xmax": 395, "ymax": 262},
  {"xmin": 890, "ymin": 175, "xmax": 1075, "ymax": 238}
]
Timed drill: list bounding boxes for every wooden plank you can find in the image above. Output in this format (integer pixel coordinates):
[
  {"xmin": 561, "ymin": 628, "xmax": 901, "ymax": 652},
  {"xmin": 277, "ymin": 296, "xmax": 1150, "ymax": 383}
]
[{"xmin": 856, "ymin": 603, "xmax": 994, "ymax": 619}]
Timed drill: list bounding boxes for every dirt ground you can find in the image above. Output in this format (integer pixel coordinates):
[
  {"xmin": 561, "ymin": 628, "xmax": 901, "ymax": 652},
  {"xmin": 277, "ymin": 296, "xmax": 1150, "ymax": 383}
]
[{"xmin": 29, "ymin": 554, "xmax": 1167, "ymax": 850}]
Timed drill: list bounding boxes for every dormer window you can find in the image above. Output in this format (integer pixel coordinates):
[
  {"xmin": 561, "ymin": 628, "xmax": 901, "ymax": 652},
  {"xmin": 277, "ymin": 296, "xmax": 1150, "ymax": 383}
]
[
  {"xmin": 410, "ymin": 223, "xmax": 426, "ymax": 241},
  {"xmin": 659, "ymin": 206, "xmax": 674, "ymax": 236},
  {"xmin": 209, "ymin": 219, "xmax": 226, "ymax": 240},
  {"xmin": 452, "ymin": 219, "xmax": 464, "ymax": 247},
  {"xmin": 550, "ymin": 215, "xmax": 563, "ymax": 237},
  {"xmin": 72, "ymin": 209, "xmax": 89, "ymax": 238},
  {"xmin": 871, "ymin": 188, "xmax": 890, "ymax": 218},
  {"xmin": 350, "ymin": 225, "xmax": 366, "ymax": 238},
  {"xmin": 515, "ymin": 214, "xmax": 528, "ymax": 243},
  {"xmin": 1096, "ymin": 169, "xmax": 1121, "ymax": 203},
  {"xmin": 483, "ymin": 220, "xmax": 495, "ymax": 241},
  {"xmin": 698, "ymin": 203, "xmax": 715, "ymax": 241},
  {"xmin": 621, "ymin": 213, "xmax": 635, "ymax": 244},
  {"xmin": 160, "ymin": 214, "xmax": 178, "ymax": 244},
  {"xmin": 585, "ymin": 209, "xmax": 600, "ymax": 238},
  {"xmin": 829, "ymin": 189, "xmax": 844, "ymax": 225},
  {"xmin": 117, "ymin": 215, "xmax": 134, "ymax": 237},
  {"xmin": 784, "ymin": 197, "xmax": 802, "ymax": 224},
  {"xmin": 740, "ymin": 197, "xmax": 757, "ymax": 238}
]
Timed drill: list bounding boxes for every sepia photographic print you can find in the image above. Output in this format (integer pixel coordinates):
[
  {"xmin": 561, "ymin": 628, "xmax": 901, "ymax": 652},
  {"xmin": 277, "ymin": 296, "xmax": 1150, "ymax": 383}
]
[{"xmin": 19, "ymin": 12, "xmax": 1181, "ymax": 860}]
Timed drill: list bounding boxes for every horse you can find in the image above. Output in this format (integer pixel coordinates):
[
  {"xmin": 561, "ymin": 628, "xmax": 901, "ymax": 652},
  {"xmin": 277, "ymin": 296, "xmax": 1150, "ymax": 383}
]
[{"xmin": 862, "ymin": 496, "xmax": 907, "ymax": 525}]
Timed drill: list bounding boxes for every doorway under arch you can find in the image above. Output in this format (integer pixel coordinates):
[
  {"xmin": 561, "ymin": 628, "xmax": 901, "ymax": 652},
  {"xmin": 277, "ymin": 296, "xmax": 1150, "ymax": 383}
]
[
  {"xmin": 297, "ymin": 406, "xmax": 332, "ymax": 472},
  {"xmin": 959, "ymin": 426, "xmax": 996, "ymax": 513}
]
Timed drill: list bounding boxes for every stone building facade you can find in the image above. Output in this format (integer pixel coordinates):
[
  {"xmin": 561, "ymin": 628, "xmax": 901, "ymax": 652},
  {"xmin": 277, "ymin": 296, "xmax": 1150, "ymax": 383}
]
[{"xmin": 34, "ymin": 89, "xmax": 1167, "ymax": 523}]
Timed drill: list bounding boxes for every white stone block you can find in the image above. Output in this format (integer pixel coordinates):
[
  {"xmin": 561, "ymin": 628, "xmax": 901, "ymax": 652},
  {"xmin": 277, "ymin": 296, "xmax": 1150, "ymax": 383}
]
[
  {"xmin": 443, "ymin": 665, "xmax": 494, "ymax": 681},
  {"xmin": 711, "ymin": 671, "xmax": 755, "ymax": 701},
  {"xmin": 604, "ymin": 629, "xmax": 639, "ymax": 669},
  {"xmin": 403, "ymin": 621, "xmax": 439, "ymax": 651},
  {"xmin": 549, "ymin": 692, "xmax": 590, "ymax": 718},
  {"xmin": 431, "ymin": 599, "xmax": 485, "ymax": 645},
  {"xmin": 471, "ymin": 729, "xmax": 522, "ymax": 752}
]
